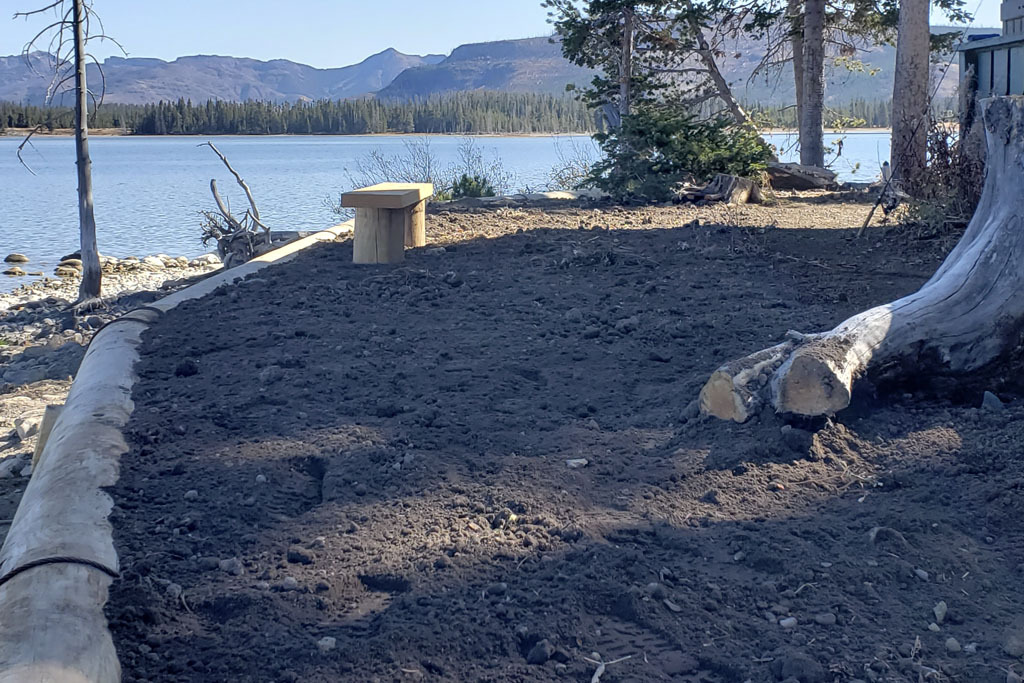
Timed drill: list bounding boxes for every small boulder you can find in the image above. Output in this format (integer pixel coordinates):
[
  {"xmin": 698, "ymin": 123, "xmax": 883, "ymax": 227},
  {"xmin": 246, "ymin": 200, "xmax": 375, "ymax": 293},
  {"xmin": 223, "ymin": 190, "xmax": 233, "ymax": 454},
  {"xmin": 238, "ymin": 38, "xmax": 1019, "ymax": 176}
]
[
  {"xmin": 4, "ymin": 253, "xmax": 29, "ymax": 263},
  {"xmin": 3, "ymin": 267, "xmax": 26, "ymax": 276},
  {"xmin": 982, "ymin": 391, "xmax": 1004, "ymax": 411},
  {"xmin": 526, "ymin": 639, "xmax": 555, "ymax": 665}
]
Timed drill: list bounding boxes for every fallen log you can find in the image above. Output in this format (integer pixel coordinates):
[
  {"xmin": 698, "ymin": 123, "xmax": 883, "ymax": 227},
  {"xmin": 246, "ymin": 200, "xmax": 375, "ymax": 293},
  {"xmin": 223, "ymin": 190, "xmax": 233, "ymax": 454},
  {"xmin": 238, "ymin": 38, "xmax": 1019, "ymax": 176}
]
[
  {"xmin": 675, "ymin": 173, "xmax": 763, "ymax": 205},
  {"xmin": 701, "ymin": 96, "xmax": 1024, "ymax": 422},
  {"xmin": 766, "ymin": 162, "xmax": 837, "ymax": 191}
]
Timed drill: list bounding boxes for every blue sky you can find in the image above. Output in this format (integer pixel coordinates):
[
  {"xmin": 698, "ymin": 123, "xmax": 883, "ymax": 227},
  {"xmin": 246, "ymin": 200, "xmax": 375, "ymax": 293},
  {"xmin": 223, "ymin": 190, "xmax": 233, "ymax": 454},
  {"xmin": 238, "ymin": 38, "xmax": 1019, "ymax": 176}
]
[
  {"xmin": 2, "ymin": 0, "xmax": 556, "ymax": 67},
  {"xmin": 2, "ymin": 0, "xmax": 1004, "ymax": 68}
]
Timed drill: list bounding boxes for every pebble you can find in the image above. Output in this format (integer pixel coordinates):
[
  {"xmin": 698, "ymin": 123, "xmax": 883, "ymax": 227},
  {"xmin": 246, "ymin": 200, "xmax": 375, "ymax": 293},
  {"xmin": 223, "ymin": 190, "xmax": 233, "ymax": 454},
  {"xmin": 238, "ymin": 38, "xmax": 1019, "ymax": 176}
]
[
  {"xmin": 255, "ymin": 474, "xmax": 267, "ymax": 484},
  {"xmin": 486, "ymin": 582, "xmax": 508, "ymax": 596},
  {"xmin": 218, "ymin": 557, "xmax": 244, "ymax": 575},
  {"xmin": 19, "ymin": 463, "xmax": 33, "ymax": 478},
  {"xmin": 914, "ymin": 568, "xmax": 930, "ymax": 581},
  {"xmin": 281, "ymin": 576, "xmax": 299, "ymax": 591},
  {"xmin": 287, "ymin": 546, "xmax": 315, "ymax": 565},
  {"xmin": 165, "ymin": 583, "xmax": 183, "ymax": 600},
  {"xmin": 526, "ymin": 639, "xmax": 555, "ymax": 665},
  {"xmin": 946, "ymin": 637, "xmax": 962, "ymax": 653},
  {"xmin": 928, "ymin": 623, "xmax": 941, "ymax": 632},
  {"xmin": 565, "ymin": 458, "xmax": 589, "ymax": 469},
  {"xmin": 183, "ymin": 489, "xmax": 199, "ymax": 501},
  {"xmin": 933, "ymin": 600, "xmax": 947, "ymax": 624},
  {"xmin": 258, "ymin": 365, "xmax": 284, "ymax": 384},
  {"xmin": 814, "ymin": 613, "xmax": 837, "ymax": 626},
  {"xmin": 316, "ymin": 636, "xmax": 336, "ymax": 653},
  {"xmin": 1004, "ymin": 631, "xmax": 1024, "ymax": 657},
  {"xmin": 779, "ymin": 617, "xmax": 799, "ymax": 629},
  {"xmin": 982, "ymin": 391, "xmax": 1004, "ymax": 411}
]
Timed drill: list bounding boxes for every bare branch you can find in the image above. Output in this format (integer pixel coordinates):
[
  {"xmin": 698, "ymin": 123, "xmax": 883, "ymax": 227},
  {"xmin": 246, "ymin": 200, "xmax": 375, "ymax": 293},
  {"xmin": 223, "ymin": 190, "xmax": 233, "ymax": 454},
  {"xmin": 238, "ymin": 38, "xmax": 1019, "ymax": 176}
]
[
  {"xmin": 200, "ymin": 142, "xmax": 263, "ymax": 225},
  {"xmin": 16, "ymin": 125, "xmax": 46, "ymax": 176}
]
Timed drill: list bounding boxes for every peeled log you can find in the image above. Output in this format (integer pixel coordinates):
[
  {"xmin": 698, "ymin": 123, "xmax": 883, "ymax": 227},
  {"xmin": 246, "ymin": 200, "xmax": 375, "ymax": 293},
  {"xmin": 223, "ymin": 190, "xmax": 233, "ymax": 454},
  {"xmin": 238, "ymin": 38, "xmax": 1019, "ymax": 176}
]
[{"xmin": 702, "ymin": 96, "xmax": 1024, "ymax": 421}]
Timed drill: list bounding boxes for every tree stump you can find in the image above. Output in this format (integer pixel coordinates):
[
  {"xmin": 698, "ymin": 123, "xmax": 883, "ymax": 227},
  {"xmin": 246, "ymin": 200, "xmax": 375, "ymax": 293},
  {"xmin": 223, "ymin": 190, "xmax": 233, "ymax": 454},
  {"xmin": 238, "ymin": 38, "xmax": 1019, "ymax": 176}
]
[
  {"xmin": 341, "ymin": 183, "xmax": 433, "ymax": 264},
  {"xmin": 700, "ymin": 96, "xmax": 1024, "ymax": 422}
]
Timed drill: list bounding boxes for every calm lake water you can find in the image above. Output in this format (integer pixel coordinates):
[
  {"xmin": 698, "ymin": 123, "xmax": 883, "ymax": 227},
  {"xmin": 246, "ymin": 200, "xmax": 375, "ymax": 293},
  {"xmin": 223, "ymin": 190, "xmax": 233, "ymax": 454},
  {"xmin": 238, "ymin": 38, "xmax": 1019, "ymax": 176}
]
[{"xmin": 0, "ymin": 131, "xmax": 889, "ymax": 293}]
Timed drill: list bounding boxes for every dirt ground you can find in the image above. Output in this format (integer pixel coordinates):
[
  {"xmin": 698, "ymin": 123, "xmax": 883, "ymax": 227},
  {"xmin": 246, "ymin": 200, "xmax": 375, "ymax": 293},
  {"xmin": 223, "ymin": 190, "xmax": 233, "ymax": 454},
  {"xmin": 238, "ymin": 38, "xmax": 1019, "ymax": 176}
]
[{"xmin": 105, "ymin": 198, "xmax": 1024, "ymax": 683}]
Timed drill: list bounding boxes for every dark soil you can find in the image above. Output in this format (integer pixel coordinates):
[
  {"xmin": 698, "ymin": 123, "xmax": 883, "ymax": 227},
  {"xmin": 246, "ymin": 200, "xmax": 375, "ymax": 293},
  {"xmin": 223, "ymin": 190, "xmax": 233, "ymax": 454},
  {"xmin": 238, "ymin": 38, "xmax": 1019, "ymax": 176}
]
[{"xmin": 106, "ymin": 203, "xmax": 1024, "ymax": 683}]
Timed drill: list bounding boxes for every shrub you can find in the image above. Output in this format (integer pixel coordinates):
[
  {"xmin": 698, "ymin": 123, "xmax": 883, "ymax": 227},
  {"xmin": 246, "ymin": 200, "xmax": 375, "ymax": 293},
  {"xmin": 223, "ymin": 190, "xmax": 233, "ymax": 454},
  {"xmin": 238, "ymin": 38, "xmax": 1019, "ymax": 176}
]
[
  {"xmin": 451, "ymin": 173, "xmax": 496, "ymax": 198},
  {"xmin": 899, "ymin": 118, "xmax": 985, "ymax": 240},
  {"xmin": 588, "ymin": 109, "xmax": 773, "ymax": 202}
]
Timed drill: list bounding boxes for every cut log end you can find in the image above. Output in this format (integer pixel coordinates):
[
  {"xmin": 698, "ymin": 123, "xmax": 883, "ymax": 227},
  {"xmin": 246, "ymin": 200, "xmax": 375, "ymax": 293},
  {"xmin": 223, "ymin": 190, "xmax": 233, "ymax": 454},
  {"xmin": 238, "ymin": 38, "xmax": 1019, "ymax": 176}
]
[
  {"xmin": 700, "ymin": 371, "xmax": 752, "ymax": 423},
  {"xmin": 774, "ymin": 353, "xmax": 852, "ymax": 417}
]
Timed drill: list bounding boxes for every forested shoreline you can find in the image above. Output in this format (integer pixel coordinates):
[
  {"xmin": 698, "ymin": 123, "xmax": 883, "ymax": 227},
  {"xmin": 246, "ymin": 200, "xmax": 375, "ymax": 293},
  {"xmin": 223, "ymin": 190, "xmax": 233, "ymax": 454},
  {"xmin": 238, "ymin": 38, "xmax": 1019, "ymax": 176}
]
[
  {"xmin": 0, "ymin": 91, "xmax": 899, "ymax": 136},
  {"xmin": 0, "ymin": 93, "xmax": 597, "ymax": 136}
]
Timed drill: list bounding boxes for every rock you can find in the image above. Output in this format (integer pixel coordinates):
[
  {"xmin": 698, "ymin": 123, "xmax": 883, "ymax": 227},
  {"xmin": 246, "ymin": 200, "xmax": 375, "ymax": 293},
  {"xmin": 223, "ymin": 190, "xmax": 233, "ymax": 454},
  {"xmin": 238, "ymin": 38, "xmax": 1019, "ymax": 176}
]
[
  {"xmin": 780, "ymin": 425, "xmax": 814, "ymax": 452},
  {"xmin": 770, "ymin": 652, "xmax": 826, "ymax": 683},
  {"xmin": 4, "ymin": 254, "xmax": 29, "ymax": 263},
  {"xmin": 3, "ymin": 267, "xmax": 26, "ymax": 276},
  {"xmin": 614, "ymin": 316, "xmax": 639, "ymax": 333},
  {"xmin": 779, "ymin": 617, "xmax": 799, "ymax": 629},
  {"xmin": 218, "ymin": 557, "xmax": 244, "ymax": 575},
  {"xmin": 564, "ymin": 308, "xmax": 584, "ymax": 323},
  {"xmin": 566, "ymin": 458, "xmax": 589, "ymax": 469},
  {"xmin": 19, "ymin": 463, "xmax": 33, "ymax": 478},
  {"xmin": 766, "ymin": 162, "xmax": 837, "ymax": 190},
  {"xmin": 14, "ymin": 415, "xmax": 41, "ymax": 440},
  {"xmin": 933, "ymin": 600, "xmax": 948, "ymax": 624},
  {"xmin": 486, "ymin": 582, "xmax": 508, "ymax": 596},
  {"xmin": 1003, "ymin": 631, "xmax": 1024, "ymax": 658},
  {"xmin": 526, "ymin": 639, "xmax": 555, "ymax": 665},
  {"xmin": 165, "ymin": 583, "xmax": 183, "ymax": 600},
  {"xmin": 183, "ymin": 489, "xmax": 199, "ymax": 501},
  {"xmin": 982, "ymin": 391, "xmax": 1004, "ymax": 411},
  {"xmin": 316, "ymin": 636, "xmax": 337, "ymax": 653},
  {"xmin": 928, "ymin": 622, "xmax": 941, "ymax": 632},
  {"xmin": 813, "ymin": 613, "xmax": 837, "ymax": 626},
  {"xmin": 0, "ymin": 457, "xmax": 26, "ymax": 479},
  {"xmin": 58, "ymin": 259, "xmax": 83, "ymax": 269},
  {"xmin": 287, "ymin": 546, "xmax": 315, "ymax": 565},
  {"xmin": 255, "ymin": 474, "xmax": 267, "ymax": 484},
  {"xmin": 281, "ymin": 576, "xmax": 299, "ymax": 591},
  {"xmin": 258, "ymin": 365, "xmax": 284, "ymax": 384},
  {"xmin": 54, "ymin": 266, "xmax": 80, "ymax": 278},
  {"xmin": 197, "ymin": 557, "xmax": 220, "ymax": 571},
  {"xmin": 646, "ymin": 582, "xmax": 668, "ymax": 600},
  {"xmin": 142, "ymin": 256, "xmax": 166, "ymax": 269},
  {"xmin": 174, "ymin": 359, "xmax": 199, "ymax": 377},
  {"xmin": 914, "ymin": 568, "xmax": 930, "ymax": 581},
  {"xmin": 946, "ymin": 637, "xmax": 962, "ymax": 654}
]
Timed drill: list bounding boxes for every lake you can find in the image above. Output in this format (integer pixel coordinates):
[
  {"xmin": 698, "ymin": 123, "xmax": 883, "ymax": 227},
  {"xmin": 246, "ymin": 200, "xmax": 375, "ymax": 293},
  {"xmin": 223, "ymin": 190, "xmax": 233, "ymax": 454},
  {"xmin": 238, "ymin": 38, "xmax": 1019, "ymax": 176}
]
[{"xmin": 0, "ymin": 131, "xmax": 890, "ymax": 293}]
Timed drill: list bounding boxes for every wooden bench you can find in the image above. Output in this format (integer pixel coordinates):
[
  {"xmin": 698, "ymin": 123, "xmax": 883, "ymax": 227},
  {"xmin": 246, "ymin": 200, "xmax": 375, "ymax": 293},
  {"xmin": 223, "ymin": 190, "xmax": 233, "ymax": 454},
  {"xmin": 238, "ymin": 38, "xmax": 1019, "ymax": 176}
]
[{"xmin": 341, "ymin": 182, "xmax": 434, "ymax": 264}]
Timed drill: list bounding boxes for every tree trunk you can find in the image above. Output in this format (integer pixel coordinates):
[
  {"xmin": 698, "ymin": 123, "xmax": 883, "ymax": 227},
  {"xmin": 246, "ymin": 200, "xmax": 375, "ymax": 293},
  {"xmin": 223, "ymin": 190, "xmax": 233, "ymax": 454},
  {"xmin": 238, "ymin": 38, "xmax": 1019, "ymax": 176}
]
[
  {"xmin": 619, "ymin": 7, "xmax": 634, "ymax": 121},
  {"xmin": 686, "ymin": 13, "xmax": 749, "ymax": 126},
  {"xmin": 700, "ymin": 97, "xmax": 1024, "ymax": 422},
  {"xmin": 787, "ymin": 0, "xmax": 804, "ymax": 133},
  {"xmin": 73, "ymin": 0, "xmax": 101, "ymax": 301},
  {"xmin": 891, "ymin": 0, "xmax": 930, "ymax": 186},
  {"xmin": 799, "ymin": 0, "xmax": 825, "ymax": 167}
]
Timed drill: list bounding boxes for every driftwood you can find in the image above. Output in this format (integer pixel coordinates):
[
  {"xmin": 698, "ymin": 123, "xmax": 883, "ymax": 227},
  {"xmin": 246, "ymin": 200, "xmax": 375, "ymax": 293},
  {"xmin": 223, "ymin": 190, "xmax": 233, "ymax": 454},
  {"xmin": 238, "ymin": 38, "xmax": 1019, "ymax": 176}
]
[
  {"xmin": 676, "ymin": 174, "xmax": 763, "ymax": 205},
  {"xmin": 200, "ymin": 142, "xmax": 272, "ymax": 268},
  {"xmin": 701, "ymin": 96, "xmax": 1024, "ymax": 422},
  {"xmin": 766, "ymin": 162, "xmax": 837, "ymax": 190}
]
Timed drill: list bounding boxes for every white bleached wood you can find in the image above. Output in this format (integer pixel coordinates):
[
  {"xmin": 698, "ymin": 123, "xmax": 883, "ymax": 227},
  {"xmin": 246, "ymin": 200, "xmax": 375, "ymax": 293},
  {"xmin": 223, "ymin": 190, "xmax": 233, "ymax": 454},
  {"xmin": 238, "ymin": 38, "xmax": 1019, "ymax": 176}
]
[
  {"xmin": 0, "ymin": 221, "xmax": 352, "ymax": 682},
  {"xmin": 701, "ymin": 97, "xmax": 1024, "ymax": 420}
]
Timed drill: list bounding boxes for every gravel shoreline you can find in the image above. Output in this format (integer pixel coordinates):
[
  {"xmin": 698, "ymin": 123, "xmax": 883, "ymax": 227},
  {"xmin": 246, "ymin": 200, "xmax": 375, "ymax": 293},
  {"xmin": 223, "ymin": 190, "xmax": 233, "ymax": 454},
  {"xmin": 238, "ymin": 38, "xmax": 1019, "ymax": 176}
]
[{"xmin": 0, "ymin": 252, "xmax": 223, "ymax": 541}]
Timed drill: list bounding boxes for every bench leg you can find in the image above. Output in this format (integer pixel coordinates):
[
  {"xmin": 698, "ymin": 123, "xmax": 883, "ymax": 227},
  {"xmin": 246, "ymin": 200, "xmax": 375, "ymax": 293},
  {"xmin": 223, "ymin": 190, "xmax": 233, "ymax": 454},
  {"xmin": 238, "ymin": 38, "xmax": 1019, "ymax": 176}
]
[
  {"xmin": 353, "ymin": 208, "xmax": 406, "ymax": 264},
  {"xmin": 405, "ymin": 199, "xmax": 428, "ymax": 248}
]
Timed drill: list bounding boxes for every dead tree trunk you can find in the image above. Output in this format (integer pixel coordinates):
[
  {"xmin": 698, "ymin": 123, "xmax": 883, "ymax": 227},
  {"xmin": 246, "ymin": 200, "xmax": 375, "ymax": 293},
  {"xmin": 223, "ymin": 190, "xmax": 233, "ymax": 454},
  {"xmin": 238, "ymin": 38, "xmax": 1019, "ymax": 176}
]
[
  {"xmin": 73, "ymin": 0, "xmax": 101, "ymax": 301},
  {"xmin": 700, "ymin": 96, "xmax": 1024, "ymax": 422},
  {"xmin": 799, "ymin": 0, "xmax": 825, "ymax": 167}
]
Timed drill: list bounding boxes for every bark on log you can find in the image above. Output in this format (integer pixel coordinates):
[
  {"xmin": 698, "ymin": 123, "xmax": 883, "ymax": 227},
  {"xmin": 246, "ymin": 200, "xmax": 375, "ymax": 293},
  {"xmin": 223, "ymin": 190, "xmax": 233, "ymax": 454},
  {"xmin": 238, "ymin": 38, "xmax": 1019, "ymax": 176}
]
[
  {"xmin": 766, "ymin": 162, "xmax": 837, "ymax": 190},
  {"xmin": 676, "ymin": 174, "xmax": 763, "ymax": 205},
  {"xmin": 701, "ymin": 96, "xmax": 1024, "ymax": 421}
]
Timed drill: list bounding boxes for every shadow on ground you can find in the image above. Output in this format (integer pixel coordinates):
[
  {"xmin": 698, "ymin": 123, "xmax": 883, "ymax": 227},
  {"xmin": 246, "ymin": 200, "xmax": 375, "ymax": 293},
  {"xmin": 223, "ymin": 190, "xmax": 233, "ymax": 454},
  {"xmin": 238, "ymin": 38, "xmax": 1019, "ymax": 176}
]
[{"xmin": 105, "ymin": 222, "xmax": 1024, "ymax": 682}]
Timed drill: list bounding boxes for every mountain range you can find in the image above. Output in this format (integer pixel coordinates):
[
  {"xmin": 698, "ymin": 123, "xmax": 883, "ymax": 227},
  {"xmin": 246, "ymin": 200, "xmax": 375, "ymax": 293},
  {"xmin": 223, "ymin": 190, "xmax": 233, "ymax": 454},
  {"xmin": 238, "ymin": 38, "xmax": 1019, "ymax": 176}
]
[{"xmin": 0, "ymin": 29, "xmax": 997, "ymax": 108}]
